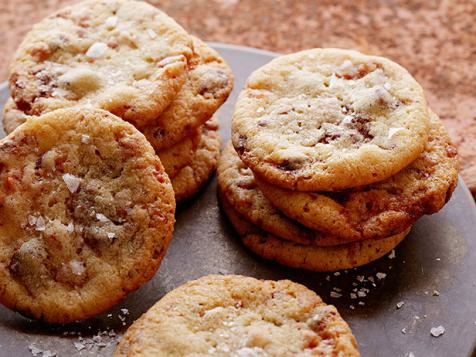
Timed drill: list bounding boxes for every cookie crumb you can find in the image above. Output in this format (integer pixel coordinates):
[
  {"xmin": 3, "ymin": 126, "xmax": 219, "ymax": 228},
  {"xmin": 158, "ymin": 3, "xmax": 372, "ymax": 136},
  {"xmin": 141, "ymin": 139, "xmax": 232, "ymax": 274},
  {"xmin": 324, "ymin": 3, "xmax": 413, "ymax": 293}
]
[{"xmin": 430, "ymin": 325, "xmax": 445, "ymax": 337}]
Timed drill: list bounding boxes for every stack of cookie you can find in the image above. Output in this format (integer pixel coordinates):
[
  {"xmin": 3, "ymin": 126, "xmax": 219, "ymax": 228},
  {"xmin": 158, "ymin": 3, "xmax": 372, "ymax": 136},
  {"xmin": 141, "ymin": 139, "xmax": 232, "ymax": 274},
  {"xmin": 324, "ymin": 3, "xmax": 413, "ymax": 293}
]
[
  {"xmin": 218, "ymin": 48, "xmax": 459, "ymax": 272},
  {"xmin": 3, "ymin": 0, "xmax": 233, "ymax": 202},
  {"xmin": 0, "ymin": 0, "xmax": 233, "ymax": 323}
]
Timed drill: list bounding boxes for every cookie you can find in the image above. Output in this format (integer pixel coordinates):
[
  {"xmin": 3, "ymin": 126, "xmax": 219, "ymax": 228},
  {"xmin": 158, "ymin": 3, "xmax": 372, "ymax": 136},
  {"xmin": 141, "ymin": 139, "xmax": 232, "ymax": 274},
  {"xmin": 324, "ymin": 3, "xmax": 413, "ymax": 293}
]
[
  {"xmin": 140, "ymin": 37, "xmax": 233, "ymax": 150},
  {"xmin": 8, "ymin": 0, "xmax": 194, "ymax": 126},
  {"xmin": 115, "ymin": 274, "xmax": 359, "ymax": 356},
  {"xmin": 220, "ymin": 193, "xmax": 410, "ymax": 272},
  {"xmin": 217, "ymin": 142, "xmax": 365, "ymax": 246},
  {"xmin": 232, "ymin": 48, "xmax": 429, "ymax": 191},
  {"xmin": 256, "ymin": 110, "xmax": 459, "ymax": 240},
  {"xmin": 172, "ymin": 117, "xmax": 221, "ymax": 202},
  {"xmin": 2, "ymin": 98, "xmax": 29, "ymax": 134},
  {"xmin": 0, "ymin": 108, "xmax": 175, "ymax": 323},
  {"xmin": 158, "ymin": 127, "xmax": 202, "ymax": 179}
]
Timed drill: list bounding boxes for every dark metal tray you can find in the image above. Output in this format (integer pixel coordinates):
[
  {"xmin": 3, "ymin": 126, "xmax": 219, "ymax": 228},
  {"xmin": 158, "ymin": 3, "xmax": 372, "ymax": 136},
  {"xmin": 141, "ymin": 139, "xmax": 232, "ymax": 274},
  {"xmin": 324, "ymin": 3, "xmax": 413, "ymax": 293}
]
[{"xmin": 0, "ymin": 44, "xmax": 475, "ymax": 357}]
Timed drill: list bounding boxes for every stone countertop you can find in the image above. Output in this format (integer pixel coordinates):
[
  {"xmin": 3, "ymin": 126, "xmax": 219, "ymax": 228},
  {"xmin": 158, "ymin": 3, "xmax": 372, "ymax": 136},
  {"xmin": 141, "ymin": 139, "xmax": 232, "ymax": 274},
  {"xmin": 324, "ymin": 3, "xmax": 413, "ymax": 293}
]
[{"xmin": 0, "ymin": 0, "xmax": 475, "ymax": 196}]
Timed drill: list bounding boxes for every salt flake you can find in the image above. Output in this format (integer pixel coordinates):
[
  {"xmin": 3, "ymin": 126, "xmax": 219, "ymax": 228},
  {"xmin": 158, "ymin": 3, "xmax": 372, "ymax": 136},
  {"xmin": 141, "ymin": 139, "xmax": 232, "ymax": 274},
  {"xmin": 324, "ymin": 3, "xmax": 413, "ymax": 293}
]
[
  {"xmin": 63, "ymin": 173, "xmax": 81, "ymax": 193},
  {"xmin": 105, "ymin": 16, "xmax": 118, "ymax": 28},
  {"xmin": 388, "ymin": 127, "xmax": 406, "ymax": 139},
  {"xmin": 147, "ymin": 29, "xmax": 157, "ymax": 39},
  {"xmin": 86, "ymin": 42, "xmax": 108, "ymax": 59},
  {"xmin": 96, "ymin": 213, "xmax": 109, "ymax": 222},
  {"xmin": 430, "ymin": 325, "xmax": 445, "ymax": 337}
]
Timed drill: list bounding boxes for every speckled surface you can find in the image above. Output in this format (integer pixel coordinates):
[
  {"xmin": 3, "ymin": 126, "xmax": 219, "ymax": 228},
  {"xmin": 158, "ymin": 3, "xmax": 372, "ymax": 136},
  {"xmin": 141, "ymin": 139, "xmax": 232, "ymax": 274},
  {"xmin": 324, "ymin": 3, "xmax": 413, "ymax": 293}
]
[{"xmin": 0, "ymin": 0, "xmax": 475, "ymax": 195}]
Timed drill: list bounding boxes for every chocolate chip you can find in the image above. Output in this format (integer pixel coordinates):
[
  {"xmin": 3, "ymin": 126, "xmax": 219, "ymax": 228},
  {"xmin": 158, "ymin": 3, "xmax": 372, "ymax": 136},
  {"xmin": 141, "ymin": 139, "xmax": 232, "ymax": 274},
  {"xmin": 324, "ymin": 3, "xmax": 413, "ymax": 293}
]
[
  {"xmin": 319, "ymin": 132, "xmax": 340, "ymax": 144},
  {"xmin": 351, "ymin": 116, "xmax": 374, "ymax": 140},
  {"xmin": 235, "ymin": 135, "xmax": 247, "ymax": 155}
]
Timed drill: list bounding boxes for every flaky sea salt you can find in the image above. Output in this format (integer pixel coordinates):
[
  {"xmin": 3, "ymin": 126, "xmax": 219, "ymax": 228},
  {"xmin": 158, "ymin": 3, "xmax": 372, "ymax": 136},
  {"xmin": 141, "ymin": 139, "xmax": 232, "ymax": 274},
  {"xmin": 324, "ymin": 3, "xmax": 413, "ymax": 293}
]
[
  {"xmin": 204, "ymin": 306, "xmax": 224, "ymax": 318},
  {"xmin": 430, "ymin": 325, "xmax": 445, "ymax": 337},
  {"xmin": 330, "ymin": 291, "xmax": 342, "ymax": 298},
  {"xmin": 63, "ymin": 173, "xmax": 81, "ymax": 193},
  {"xmin": 396, "ymin": 301, "xmax": 405, "ymax": 309},
  {"xmin": 376, "ymin": 272, "xmax": 387, "ymax": 280},
  {"xmin": 341, "ymin": 115, "xmax": 353, "ymax": 124},
  {"xmin": 107, "ymin": 232, "xmax": 116, "ymax": 240},
  {"xmin": 81, "ymin": 134, "xmax": 90, "ymax": 144},
  {"xmin": 105, "ymin": 16, "xmax": 118, "ymax": 28},
  {"xmin": 96, "ymin": 213, "xmax": 109, "ymax": 222},
  {"xmin": 35, "ymin": 216, "xmax": 46, "ymax": 232},
  {"xmin": 387, "ymin": 127, "xmax": 406, "ymax": 139},
  {"xmin": 70, "ymin": 260, "xmax": 85, "ymax": 276},
  {"xmin": 86, "ymin": 42, "xmax": 108, "ymax": 59},
  {"xmin": 388, "ymin": 250, "xmax": 396, "ymax": 259},
  {"xmin": 66, "ymin": 222, "xmax": 75, "ymax": 233},
  {"xmin": 147, "ymin": 29, "xmax": 157, "ymax": 39}
]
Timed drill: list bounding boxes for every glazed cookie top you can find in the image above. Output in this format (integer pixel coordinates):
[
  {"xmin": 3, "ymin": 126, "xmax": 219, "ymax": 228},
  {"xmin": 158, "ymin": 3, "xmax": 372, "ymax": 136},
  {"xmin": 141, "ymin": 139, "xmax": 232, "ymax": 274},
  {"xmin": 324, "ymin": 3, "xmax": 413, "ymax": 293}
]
[
  {"xmin": 0, "ymin": 108, "xmax": 175, "ymax": 323},
  {"xmin": 115, "ymin": 274, "xmax": 359, "ymax": 356},
  {"xmin": 232, "ymin": 48, "xmax": 429, "ymax": 191},
  {"xmin": 256, "ymin": 110, "xmax": 458, "ymax": 240},
  {"xmin": 9, "ymin": 0, "xmax": 193, "ymax": 126}
]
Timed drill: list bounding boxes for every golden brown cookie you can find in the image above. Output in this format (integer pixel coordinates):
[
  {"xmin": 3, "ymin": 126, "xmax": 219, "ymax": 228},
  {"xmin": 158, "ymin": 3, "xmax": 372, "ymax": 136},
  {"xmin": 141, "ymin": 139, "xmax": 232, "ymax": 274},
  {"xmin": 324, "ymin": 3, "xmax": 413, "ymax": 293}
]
[
  {"xmin": 172, "ymin": 117, "xmax": 221, "ymax": 202},
  {"xmin": 158, "ymin": 127, "xmax": 202, "ymax": 179},
  {"xmin": 256, "ymin": 110, "xmax": 458, "ymax": 241},
  {"xmin": 2, "ymin": 98, "xmax": 29, "ymax": 134},
  {"xmin": 140, "ymin": 37, "xmax": 233, "ymax": 150},
  {"xmin": 115, "ymin": 274, "xmax": 360, "ymax": 356},
  {"xmin": 9, "ymin": 0, "xmax": 194, "ymax": 126},
  {"xmin": 220, "ymin": 192, "xmax": 410, "ymax": 272},
  {"xmin": 232, "ymin": 48, "xmax": 429, "ymax": 191},
  {"xmin": 0, "ymin": 108, "xmax": 175, "ymax": 323},
  {"xmin": 217, "ymin": 142, "xmax": 365, "ymax": 246}
]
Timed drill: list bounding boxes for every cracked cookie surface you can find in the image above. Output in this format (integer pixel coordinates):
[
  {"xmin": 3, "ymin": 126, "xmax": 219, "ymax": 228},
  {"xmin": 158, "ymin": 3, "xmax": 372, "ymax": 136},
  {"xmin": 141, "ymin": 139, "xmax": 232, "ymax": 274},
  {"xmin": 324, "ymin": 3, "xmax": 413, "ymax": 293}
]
[
  {"xmin": 115, "ymin": 274, "xmax": 359, "ymax": 357},
  {"xmin": 220, "ymin": 193, "xmax": 410, "ymax": 272},
  {"xmin": 256, "ymin": 110, "xmax": 458, "ymax": 240},
  {"xmin": 8, "ymin": 0, "xmax": 193, "ymax": 126},
  {"xmin": 0, "ymin": 108, "xmax": 175, "ymax": 323},
  {"xmin": 232, "ymin": 48, "xmax": 429, "ymax": 191}
]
